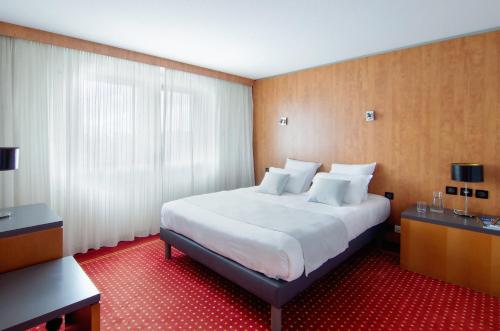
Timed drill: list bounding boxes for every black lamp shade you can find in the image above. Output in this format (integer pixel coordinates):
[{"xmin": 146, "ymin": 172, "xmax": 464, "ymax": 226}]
[
  {"xmin": 451, "ymin": 163, "xmax": 483, "ymax": 183},
  {"xmin": 0, "ymin": 147, "xmax": 19, "ymax": 171}
]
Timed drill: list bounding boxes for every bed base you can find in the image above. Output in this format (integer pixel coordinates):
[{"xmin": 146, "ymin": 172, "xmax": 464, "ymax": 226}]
[{"xmin": 161, "ymin": 223, "xmax": 383, "ymax": 331}]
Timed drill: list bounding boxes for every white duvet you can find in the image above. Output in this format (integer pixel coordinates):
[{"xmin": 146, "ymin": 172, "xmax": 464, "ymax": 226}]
[{"xmin": 161, "ymin": 187, "xmax": 390, "ymax": 281}]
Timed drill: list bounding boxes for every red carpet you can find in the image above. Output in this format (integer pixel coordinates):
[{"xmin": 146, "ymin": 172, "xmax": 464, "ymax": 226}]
[{"xmin": 34, "ymin": 237, "xmax": 500, "ymax": 330}]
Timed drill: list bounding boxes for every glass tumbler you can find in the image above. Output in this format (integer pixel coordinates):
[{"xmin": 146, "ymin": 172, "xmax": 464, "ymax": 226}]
[{"xmin": 417, "ymin": 201, "xmax": 427, "ymax": 213}]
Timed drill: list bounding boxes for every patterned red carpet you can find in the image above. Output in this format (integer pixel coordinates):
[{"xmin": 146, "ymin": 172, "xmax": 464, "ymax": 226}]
[{"xmin": 35, "ymin": 236, "xmax": 500, "ymax": 330}]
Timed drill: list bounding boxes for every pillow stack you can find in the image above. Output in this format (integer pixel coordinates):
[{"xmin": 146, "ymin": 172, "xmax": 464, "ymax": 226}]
[
  {"xmin": 308, "ymin": 162, "xmax": 376, "ymax": 206},
  {"xmin": 257, "ymin": 158, "xmax": 321, "ymax": 195},
  {"xmin": 284, "ymin": 158, "xmax": 321, "ymax": 192}
]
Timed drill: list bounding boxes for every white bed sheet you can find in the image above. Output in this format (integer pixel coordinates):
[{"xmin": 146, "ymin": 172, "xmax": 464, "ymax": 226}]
[{"xmin": 161, "ymin": 187, "xmax": 390, "ymax": 281}]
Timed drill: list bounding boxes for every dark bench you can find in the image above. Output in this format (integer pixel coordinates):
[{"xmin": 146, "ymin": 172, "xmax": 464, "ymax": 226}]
[{"xmin": 0, "ymin": 256, "xmax": 100, "ymax": 331}]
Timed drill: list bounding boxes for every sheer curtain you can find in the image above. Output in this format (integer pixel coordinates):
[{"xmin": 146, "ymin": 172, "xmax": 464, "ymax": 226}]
[{"xmin": 0, "ymin": 36, "xmax": 254, "ymax": 255}]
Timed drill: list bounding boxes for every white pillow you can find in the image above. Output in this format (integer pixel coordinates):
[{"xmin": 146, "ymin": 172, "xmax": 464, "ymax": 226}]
[
  {"xmin": 256, "ymin": 172, "xmax": 290, "ymax": 195},
  {"xmin": 269, "ymin": 167, "xmax": 309, "ymax": 194},
  {"xmin": 330, "ymin": 162, "xmax": 376, "ymax": 175},
  {"xmin": 307, "ymin": 178, "xmax": 350, "ymax": 207},
  {"xmin": 313, "ymin": 172, "xmax": 372, "ymax": 204},
  {"xmin": 284, "ymin": 158, "xmax": 321, "ymax": 192}
]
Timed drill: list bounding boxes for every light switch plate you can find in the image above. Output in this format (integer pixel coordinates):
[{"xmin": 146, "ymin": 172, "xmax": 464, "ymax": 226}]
[
  {"xmin": 460, "ymin": 187, "xmax": 473, "ymax": 197},
  {"xmin": 446, "ymin": 186, "xmax": 458, "ymax": 195},
  {"xmin": 475, "ymin": 190, "xmax": 489, "ymax": 199},
  {"xmin": 279, "ymin": 117, "xmax": 288, "ymax": 126}
]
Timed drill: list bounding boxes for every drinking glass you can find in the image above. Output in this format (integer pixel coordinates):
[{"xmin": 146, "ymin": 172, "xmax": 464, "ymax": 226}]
[{"xmin": 417, "ymin": 201, "xmax": 427, "ymax": 213}]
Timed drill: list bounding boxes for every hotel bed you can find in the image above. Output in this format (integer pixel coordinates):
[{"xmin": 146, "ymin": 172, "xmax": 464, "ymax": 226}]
[{"xmin": 160, "ymin": 186, "xmax": 390, "ymax": 330}]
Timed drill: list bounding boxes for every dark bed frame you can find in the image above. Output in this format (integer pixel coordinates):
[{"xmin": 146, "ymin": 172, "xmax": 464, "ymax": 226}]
[{"xmin": 160, "ymin": 222, "xmax": 383, "ymax": 331}]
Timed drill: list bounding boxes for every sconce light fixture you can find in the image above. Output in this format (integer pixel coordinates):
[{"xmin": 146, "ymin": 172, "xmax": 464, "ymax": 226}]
[{"xmin": 365, "ymin": 110, "xmax": 375, "ymax": 122}]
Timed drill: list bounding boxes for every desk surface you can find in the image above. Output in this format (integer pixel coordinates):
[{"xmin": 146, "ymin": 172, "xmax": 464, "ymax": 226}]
[
  {"xmin": 402, "ymin": 205, "xmax": 499, "ymax": 236},
  {"xmin": 0, "ymin": 203, "xmax": 62, "ymax": 238},
  {"xmin": 0, "ymin": 256, "xmax": 100, "ymax": 330}
]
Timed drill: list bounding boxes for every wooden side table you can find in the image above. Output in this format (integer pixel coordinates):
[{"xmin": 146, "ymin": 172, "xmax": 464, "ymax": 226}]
[
  {"xmin": 0, "ymin": 256, "xmax": 100, "ymax": 330},
  {"xmin": 400, "ymin": 205, "xmax": 500, "ymax": 297},
  {"xmin": 0, "ymin": 203, "xmax": 63, "ymax": 273}
]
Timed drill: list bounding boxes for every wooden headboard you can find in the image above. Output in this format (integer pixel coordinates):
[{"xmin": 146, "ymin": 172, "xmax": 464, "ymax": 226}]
[{"xmin": 253, "ymin": 30, "xmax": 500, "ymax": 223}]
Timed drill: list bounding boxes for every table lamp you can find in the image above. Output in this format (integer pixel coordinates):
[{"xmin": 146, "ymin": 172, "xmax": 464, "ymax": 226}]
[
  {"xmin": 0, "ymin": 147, "xmax": 19, "ymax": 219},
  {"xmin": 451, "ymin": 163, "xmax": 483, "ymax": 217}
]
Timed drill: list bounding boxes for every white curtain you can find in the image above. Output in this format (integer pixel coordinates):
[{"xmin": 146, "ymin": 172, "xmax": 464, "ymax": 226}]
[{"xmin": 0, "ymin": 36, "xmax": 254, "ymax": 255}]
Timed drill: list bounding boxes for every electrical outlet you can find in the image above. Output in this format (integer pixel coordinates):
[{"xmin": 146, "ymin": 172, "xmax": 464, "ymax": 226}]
[
  {"xmin": 384, "ymin": 192, "xmax": 394, "ymax": 200},
  {"xmin": 394, "ymin": 225, "xmax": 401, "ymax": 234},
  {"xmin": 279, "ymin": 117, "xmax": 288, "ymax": 126},
  {"xmin": 475, "ymin": 190, "xmax": 489, "ymax": 199},
  {"xmin": 460, "ymin": 187, "xmax": 473, "ymax": 197},
  {"xmin": 446, "ymin": 186, "xmax": 458, "ymax": 195}
]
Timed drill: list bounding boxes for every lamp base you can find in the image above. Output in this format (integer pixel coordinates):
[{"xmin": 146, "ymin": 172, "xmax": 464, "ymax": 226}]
[{"xmin": 453, "ymin": 209, "xmax": 475, "ymax": 218}]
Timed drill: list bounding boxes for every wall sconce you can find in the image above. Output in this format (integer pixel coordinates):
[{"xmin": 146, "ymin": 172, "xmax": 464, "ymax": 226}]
[
  {"xmin": 279, "ymin": 117, "xmax": 288, "ymax": 126},
  {"xmin": 365, "ymin": 110, "xmax": 375, "ymax": 122}
]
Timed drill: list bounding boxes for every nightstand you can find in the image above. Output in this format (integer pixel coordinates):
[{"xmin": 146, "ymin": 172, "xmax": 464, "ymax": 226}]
[
  {"xmin": 400, "ymin": 205, "xmax": 500, "ymax": 297},
  {"xmin": 0, "ymin": 203, "xmax": 63, "ymax": 273}
]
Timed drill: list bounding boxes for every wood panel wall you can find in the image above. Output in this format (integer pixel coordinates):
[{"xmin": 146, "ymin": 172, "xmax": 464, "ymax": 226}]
[
  {"xmin": 253, "ymin": 30, "xmax": 500, "ymax": 223},
  {"xmin": 0, "ymin": 22, "xmax": 253, "ymax": 86}
]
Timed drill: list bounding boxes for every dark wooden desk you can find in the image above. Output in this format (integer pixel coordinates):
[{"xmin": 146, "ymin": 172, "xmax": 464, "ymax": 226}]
[
  {"xmin": 401, "ymin": 205, "xmax": 500, "ymax": 297},
  {"xmin": 0, "ymin": 256, "xmax": 100, "ymax": 331},
  {"xmin": 0, "ymin": 203, "xmax": 63, "ymax": 273}
]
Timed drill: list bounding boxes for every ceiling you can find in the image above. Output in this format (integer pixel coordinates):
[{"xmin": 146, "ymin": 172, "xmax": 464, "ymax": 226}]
[{"xmin": 0, "ymin": 0, "xmax": 499, "ymax": 80}]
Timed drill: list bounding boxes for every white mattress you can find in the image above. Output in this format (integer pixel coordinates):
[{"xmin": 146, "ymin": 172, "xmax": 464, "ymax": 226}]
[{"xmin": 161, "ymin": 187, "xmax": 390, "ymax": 281}]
